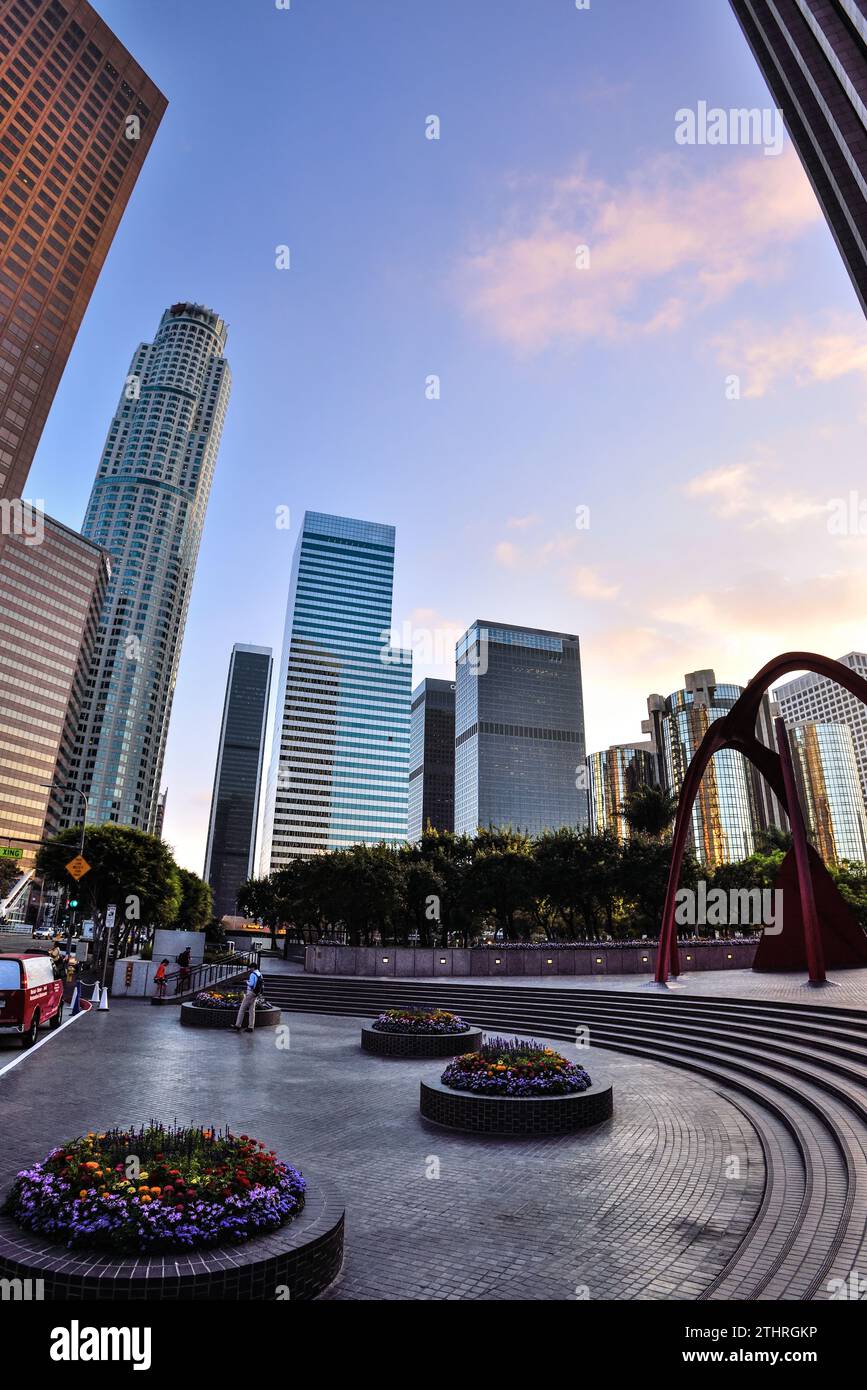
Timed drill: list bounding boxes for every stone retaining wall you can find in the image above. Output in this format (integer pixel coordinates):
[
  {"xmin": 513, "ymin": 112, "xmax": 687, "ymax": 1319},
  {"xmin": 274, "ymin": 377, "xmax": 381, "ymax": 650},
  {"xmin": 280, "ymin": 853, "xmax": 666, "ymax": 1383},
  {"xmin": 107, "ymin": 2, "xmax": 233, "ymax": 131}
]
[{"xmin": 306, "ymin": 942, "xmax": 758, "ymax": 977}]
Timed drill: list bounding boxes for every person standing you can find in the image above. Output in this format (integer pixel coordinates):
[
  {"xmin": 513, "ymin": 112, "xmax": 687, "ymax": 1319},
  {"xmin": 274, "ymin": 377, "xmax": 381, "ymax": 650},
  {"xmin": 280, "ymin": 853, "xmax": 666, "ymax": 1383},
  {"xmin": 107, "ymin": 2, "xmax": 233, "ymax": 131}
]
[
  {"xmin": 154, "ymin": 958, "xmax": 170, "ymax": 999},
  {"xmin": 175, "ymin": 946, "xmax": 192, "ymax": 995},
  {"xmin": 232, "ymin": 965, "xmax": 264, "ymax": 1033}
]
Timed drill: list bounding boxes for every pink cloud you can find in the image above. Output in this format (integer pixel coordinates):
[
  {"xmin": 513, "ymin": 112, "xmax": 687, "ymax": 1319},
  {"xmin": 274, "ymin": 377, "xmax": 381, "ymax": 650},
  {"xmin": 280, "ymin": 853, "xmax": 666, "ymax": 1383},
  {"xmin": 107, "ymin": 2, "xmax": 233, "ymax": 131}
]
[
  {"xmin": 457, "ymin": 149, "xmax": 820, "ymax": 351},
  {"xmin": 710, "ymin": 313, "xmax": 867, "ymax": 397}
]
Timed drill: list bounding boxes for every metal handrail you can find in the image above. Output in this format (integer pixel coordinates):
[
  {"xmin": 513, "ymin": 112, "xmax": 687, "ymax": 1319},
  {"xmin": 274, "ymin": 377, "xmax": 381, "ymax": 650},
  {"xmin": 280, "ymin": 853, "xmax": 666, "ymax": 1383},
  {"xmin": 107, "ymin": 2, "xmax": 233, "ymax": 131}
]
[{"xmin": 156, "ymin": 951, "xmax": 256, "ymax": 1001}]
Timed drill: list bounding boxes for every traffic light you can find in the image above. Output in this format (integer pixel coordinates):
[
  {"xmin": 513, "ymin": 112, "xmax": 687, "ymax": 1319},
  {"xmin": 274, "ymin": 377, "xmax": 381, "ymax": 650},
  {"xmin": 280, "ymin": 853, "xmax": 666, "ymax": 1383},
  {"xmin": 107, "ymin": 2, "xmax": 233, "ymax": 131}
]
[{"xmin": 70, "ymin": 898, "xmax": 78, "ymax": 909}]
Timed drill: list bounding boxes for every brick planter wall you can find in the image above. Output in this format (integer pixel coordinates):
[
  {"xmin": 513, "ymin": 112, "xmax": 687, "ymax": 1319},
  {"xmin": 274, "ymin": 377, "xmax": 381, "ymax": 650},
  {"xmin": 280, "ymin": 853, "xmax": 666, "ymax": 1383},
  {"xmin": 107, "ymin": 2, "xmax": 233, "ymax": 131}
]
[
  {"xmin": 419, "ymin": 1076, "xmax": 614, "ymax": 1136},
  {"xmin": 0, "ymin": 1171, "xmax": 343, "ymax": 1301},
  {"xmin": 360, "ymin": 1024, "xmax": 483, "ymax": 1058},
  {"xmin": 180, "ymin": 1003, "xmax": 282, "ymax": 1029}
]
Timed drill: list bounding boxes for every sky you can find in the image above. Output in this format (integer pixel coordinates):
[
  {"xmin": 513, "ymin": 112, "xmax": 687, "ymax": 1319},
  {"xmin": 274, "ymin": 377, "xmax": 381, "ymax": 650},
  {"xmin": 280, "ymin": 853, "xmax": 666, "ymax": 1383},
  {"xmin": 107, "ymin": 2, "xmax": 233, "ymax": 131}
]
[{"xmin": 25, "ymin": 0, "xmax": 867, "ymax": 873}]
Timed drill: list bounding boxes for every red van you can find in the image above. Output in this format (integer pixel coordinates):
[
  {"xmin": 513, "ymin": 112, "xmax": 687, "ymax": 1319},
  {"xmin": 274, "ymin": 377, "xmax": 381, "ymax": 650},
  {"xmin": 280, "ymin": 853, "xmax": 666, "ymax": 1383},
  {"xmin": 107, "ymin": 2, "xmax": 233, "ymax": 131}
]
[{"xmin": 0, "ymin": 953, "xmax": 64, "ymax": 1047}]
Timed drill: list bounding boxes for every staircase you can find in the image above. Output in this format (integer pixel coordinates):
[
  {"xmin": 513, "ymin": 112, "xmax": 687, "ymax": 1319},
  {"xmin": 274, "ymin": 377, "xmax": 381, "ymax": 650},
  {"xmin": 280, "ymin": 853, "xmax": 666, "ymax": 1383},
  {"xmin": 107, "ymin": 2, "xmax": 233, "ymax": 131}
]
[{"xmin": 264, "ymin": 971, "xmax": 867, "ymax": 1302}]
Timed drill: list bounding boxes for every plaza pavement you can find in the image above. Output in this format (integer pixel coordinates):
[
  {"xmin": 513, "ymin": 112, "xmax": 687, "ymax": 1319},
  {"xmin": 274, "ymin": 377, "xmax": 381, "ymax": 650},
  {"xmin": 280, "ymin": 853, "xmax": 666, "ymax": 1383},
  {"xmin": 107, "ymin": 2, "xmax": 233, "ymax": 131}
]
[{"xmin": 0, "ymin": 999, "xmax": 765, "ymax": 1301}]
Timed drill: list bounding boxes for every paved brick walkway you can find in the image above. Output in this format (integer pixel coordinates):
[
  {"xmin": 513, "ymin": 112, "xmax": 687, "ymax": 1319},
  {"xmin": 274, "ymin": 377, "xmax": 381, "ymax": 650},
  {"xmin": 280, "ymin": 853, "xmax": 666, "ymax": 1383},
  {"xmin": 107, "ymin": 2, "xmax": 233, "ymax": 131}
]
[{"xmin": 0, "ymin": 1003, "xmax": 764, "ymax": 1300}]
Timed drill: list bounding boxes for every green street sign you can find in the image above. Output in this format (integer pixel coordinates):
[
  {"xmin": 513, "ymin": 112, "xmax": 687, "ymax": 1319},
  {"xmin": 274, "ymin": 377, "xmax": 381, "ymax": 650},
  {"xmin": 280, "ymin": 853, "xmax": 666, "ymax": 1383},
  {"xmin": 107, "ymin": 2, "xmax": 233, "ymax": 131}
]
[{"xmin": 0, "ymin": 846, "xmax": 23, "ymax": 859}]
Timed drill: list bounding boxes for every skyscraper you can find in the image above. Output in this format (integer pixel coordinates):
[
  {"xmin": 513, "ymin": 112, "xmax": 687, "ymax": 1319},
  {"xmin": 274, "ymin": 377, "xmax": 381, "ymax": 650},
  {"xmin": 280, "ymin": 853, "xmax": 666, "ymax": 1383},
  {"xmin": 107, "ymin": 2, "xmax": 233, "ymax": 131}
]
[
  {"xmin": 0, "ymin": 512, "xmax": 110, "ymax": 880},
  {"xmin": 788, "ymin": 720, "xmax": 867, "ymax": 865},
  {"xmin": 64, "ymin": 303, "xmax": 231, "ymax": 833},
  {"xmin": 0, "ymin": 0, "xmax": 167, "ymax": 505},
  {"xmin": 775, "ymin": 653, "xmax": 867, "ymax": 805},
  {"xmin": 454, "ymin": 621, "xmax": 587, "ymax": 838},
  {"xmin": 645, "ymin": 668, "xmax": 783, "ymax": 867},
  {"xmin": 587, "ymin": 741, "xmax": 658, "ymax": 842},
  {"xmin": 729, "ymin": 0, "xmax": 867, "ymax": 314},
  {"xmin": 259, "ymin": 512, "xmax": 411, "ymax": 870},
  {"xmin": 204, "ymin": 644, "xmax": 272, "ymax": 921},
  {"xmin": 408, "ymin": 677, "xmax": 455, "ymax": 840}
]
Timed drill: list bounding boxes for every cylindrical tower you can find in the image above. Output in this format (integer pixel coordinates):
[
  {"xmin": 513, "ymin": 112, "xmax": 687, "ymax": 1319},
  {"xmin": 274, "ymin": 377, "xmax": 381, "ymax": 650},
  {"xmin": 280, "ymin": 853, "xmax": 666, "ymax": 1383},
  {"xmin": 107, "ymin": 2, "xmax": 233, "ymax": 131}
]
[
  {"xmin": 789, "ymin": 722, "xmax": 867, "ymax": 866},
  {"xmin": 64, "ymin": 303, "xmax": 231, "ymax": 833}
]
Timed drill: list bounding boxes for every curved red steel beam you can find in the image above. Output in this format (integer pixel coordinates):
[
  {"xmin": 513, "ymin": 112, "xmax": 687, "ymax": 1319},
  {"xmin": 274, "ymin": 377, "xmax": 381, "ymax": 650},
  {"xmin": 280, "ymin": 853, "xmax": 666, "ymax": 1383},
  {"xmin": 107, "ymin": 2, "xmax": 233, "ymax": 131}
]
[
  {"xmin": 654, "ymin": 654, "xmax": 867, "ymax": 983},
  {"xmin": 654, "ymin": 721, "xmax": 728, "ymax": 983}
]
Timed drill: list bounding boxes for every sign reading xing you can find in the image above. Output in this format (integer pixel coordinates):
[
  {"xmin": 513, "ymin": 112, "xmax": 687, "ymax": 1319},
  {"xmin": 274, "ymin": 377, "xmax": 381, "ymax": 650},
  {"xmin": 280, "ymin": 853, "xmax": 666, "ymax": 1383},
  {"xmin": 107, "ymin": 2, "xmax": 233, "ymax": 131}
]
[
  {"xmin": 0, "ymin": 846, "xmax": 23, "ymax": 860},
  {"xmin": 65, "ymin": 855, "xmax": 91, "ymax": 881}
]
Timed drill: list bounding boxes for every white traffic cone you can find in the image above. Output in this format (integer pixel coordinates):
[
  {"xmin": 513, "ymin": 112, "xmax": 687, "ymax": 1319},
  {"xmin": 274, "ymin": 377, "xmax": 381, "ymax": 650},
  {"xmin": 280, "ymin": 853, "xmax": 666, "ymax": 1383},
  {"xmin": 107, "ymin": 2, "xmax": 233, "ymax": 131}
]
[
  {"xmin": 98, "ymin": 985, "xmax": 109, "ymax": 1011},
  {"xmin": 70, "ymin": 982, "xmax": 81, "ymax": 1016},
  {"xmin": 90, "ymin": 981, "xmax": 101, "ymax": 1005}
]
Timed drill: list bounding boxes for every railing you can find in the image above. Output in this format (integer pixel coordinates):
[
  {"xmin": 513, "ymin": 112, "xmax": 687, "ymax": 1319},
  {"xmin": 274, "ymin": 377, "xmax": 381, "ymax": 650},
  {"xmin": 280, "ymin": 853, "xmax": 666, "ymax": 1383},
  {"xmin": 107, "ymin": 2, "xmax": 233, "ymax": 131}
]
[{"xmin": 152, "ymin": 951, "xmax": 256, "ymax": 1005}]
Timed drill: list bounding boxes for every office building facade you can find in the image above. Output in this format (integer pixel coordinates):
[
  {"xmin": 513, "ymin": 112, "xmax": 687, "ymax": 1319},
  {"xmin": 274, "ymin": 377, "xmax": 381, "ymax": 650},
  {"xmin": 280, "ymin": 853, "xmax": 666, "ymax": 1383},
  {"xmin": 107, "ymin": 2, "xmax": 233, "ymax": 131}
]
[
  {"xmin": 454, "ymin": 621, "xmax": 587, "ymax": 838},
  {"xmin": 0, "ymin": 511, "xmax": 109, "ymax": 877},
  {"xmin": 204, "ymin": 644, "xmax": 272, "ymax": 921},
  {"xmin": 587, "ymin": 741, "xmax": 658, "ymax": 842},
  {"xmin": 775, "ymin": 652, "xmax": 867, "ymax": 805},
  {"xmin": 788, "ymin": 720, "xmax": 867, "ymax": 864},
  {"xmin": 408, "ymin": 677, "xmax": 455, "ymax": 840},
  {"xmin": 259, "ymin": 512, "xmax": 411, "ymax": 870},
  {"xmin": 729, "ymin": 0, "xmax": 867, "ymax": 314},
  {"xmin": 0, "ymin": 0, "xmax": 166, "ymax": 505},
  {"xmin": 63, "ymin": 302, "xmax": 231, "ymax": 833},
  {"xmin": 645, "ymin": 669, "xmax": 783, "ymax": 867}
]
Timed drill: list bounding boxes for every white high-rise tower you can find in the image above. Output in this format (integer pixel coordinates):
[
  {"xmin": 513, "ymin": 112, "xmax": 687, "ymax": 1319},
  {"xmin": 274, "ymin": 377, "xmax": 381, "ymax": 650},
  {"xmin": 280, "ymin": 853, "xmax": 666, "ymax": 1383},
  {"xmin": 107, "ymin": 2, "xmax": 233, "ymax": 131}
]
[{"xmin": 64, "ymin": 303, "xmax": 231, "ymax": 833}]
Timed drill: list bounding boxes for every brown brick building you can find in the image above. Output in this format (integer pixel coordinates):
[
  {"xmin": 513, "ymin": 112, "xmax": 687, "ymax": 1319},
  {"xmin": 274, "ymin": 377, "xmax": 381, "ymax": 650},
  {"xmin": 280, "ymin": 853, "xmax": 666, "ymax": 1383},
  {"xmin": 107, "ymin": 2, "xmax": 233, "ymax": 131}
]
[
  {"xmin": 0, "ymin": 0, "xmax": 167, "ymax": 505},
  {"xmin": 0, "ymin": 510, "xmax": 109, "ymax": 882},
  {"xmin": 729, "ymin": 0, "xmax": 867, "ymax": 316}
]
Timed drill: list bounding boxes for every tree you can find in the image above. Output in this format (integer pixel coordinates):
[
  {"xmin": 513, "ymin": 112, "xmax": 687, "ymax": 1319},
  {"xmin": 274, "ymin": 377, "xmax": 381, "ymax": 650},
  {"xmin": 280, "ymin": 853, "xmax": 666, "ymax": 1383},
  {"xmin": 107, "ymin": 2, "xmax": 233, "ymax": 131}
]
[
  {"xmin": 325, "ymin": 844, "xmax": 406, "ymax": 945},
  {"xmin": 464, "ymin": 829, "xmax": 536, "ymax": 941},
  {"xmin": 621, "ymin": 837, "xmax": 699, "ymax": 937},
  {"xmin": 620, "ymin": 785, "xmax": 678, "ymax": 840},
  {"xmin": 398, "ymin": 846, "xmax": 447, "ymax": 946},
  {"xmin": 237, "ymin": 877, "xmax": 278, "ymax": 930},
  {"xmin": 754, "ymin": 826, "xmax": 793, "ymax": 855},
  {"xmin": 174, "ymin": 868, "xmax": 212, "ymax": 933},
  {"xmin": 534, "ymin": 828, "xmax": 592, "ymax": 939},
  {"xmin": 0, "ymin": 857, "xmax": 22, "ymax": 901},
  {"xmin": 36, "ymin": 824, "xmax": 182, "ymax": 962}
]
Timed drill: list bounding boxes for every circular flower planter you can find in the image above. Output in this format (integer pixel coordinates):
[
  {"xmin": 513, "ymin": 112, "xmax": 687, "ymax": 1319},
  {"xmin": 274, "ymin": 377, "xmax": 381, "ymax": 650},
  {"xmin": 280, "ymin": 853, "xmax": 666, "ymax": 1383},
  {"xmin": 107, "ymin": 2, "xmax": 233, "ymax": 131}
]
[
  {"xmin": 419, "ymin": 1075, "xmax": 614, "ymax": 1135},
  {"xmin": 180, "ymin": 1002, "xmax": 281, "ymax": 1029},
  {"xmin": 0, "ymin": 1124, "xmax": 343, "ymax": 1299},
  {"xmin": 361, "ymin": 1023, "xmax": 483, "ymax": 1058},
  {"xmin": 0, "ymin": 1171, "xmax": 344, "ymax": 1300}
]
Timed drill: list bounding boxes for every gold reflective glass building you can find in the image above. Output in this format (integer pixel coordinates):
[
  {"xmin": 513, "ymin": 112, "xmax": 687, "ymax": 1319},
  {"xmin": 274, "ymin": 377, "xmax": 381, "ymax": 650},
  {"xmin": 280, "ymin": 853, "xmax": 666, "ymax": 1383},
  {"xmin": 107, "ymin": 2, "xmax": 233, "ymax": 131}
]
[
  {"xmin": 788, "ymin": 721, "xmax": 867, "ymax": 866},
  {"xmin": 587, "ymin": 742, "xmax": 657, "ymax": 843}
]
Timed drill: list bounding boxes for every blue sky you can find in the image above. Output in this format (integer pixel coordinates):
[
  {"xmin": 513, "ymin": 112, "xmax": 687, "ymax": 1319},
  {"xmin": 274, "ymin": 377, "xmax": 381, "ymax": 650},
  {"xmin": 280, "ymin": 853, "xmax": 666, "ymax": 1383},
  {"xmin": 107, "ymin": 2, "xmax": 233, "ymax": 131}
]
[{"xmin": 26, "ymin": 0, "xmax": 867, "ymax": 871}]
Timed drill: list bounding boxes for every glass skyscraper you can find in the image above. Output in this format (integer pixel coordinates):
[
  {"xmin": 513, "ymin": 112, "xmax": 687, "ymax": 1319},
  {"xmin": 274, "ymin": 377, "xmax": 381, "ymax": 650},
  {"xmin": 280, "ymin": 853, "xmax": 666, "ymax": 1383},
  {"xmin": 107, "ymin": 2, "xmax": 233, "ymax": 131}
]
[
  {"xmin": 64, "ymin": 302, "xmax": 231, "ymax": 833},
  {"xmin": 775, "ymin": 653, "xmax": 867, "ymax": 808},
  {"xmin": 587, "ymin": 742, "xmax": 658, "ymax": 842},
  {"xmin": 646, "ymin": 669, "xmax": 772, "ymax": 867},
  {"xmin": 259, "ymin": 511, "xmax": 411, "ymax": 869},
  {"xmin": 789, "ymin": 721, "xmax": 867, "ymax": 866},
  {"xmin": 408, "ymin": 677, "xmax": 455, "ymax": 840},
  {"xmin": 454, "ymin": 621, "xmax": 587, "ymax": 838},
  {"xmin": 204, "ymin": 644, "xmax": 272, "ymax": 921}
]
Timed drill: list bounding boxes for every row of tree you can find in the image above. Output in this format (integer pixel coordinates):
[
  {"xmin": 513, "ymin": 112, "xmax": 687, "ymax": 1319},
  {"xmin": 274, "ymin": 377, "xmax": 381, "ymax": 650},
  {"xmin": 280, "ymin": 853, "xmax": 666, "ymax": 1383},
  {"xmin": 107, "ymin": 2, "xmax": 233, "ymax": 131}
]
[{"xmin": 236, "ymin": 784, "xmax": 867, "ymax": 946}]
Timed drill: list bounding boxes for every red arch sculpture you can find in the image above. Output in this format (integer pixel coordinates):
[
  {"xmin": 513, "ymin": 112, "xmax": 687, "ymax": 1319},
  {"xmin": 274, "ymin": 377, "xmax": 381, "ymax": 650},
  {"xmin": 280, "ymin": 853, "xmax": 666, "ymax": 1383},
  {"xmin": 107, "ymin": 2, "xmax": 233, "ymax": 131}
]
[{"xmin": 653, "ymin": 653, "xmax": 867, "ymax": 985}]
